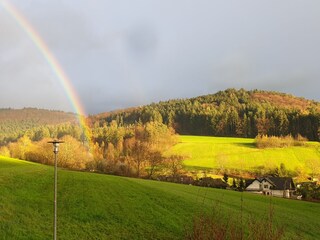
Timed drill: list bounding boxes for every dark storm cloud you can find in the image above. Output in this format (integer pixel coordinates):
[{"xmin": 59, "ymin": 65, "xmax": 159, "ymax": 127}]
[{"xmin": 1, "ymin": 0, "xmax": 320, "ymax": 114}]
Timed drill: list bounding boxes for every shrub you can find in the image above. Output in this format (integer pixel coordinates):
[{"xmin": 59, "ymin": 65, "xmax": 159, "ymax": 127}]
[
  {"xmin": 255, "ymin": 135, "xmax": 306, "ymax": 149},
  {"xmin": 0, "ymin": 146, "xmax": 10, "ymax": 157}
]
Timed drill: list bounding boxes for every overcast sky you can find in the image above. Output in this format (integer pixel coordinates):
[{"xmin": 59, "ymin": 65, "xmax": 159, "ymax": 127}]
[{"xmin": 1, "ymin": 0, "xmax": 320, "ymax": 114}]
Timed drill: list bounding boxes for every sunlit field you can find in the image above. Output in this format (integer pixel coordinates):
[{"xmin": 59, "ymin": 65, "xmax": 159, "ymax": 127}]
[
  {"xmin": 1, "ymin": 156, "xmax": 320, "ymax": 239},
  {"xmin": 167, "ymin": 135, "xmax": 320, "ymax": 173}
]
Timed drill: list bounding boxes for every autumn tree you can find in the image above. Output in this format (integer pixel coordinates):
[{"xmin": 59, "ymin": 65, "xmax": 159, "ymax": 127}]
[
  {"xmin": 25, "ymin": 138, "xmax": 54, "ymax": 165},
  {"xmin": 0, "ymin": 146, "xmax": 10, "ymax": 157},
  {"xmin": 32, "ymin": 126, "xmax": 50, "ymax": 141},
  {"xmin": 146, "ymin": 151, "xmax": 164, "ymax": 179},
  {"xmin": 166, "ymin": 155, "xmax": 184, "ymax": 177},
  {"xmin": 24, "ymin": 136, "xmax": 91, "ymax": 169},
  {"xmin": 131, "ymin": 140, "xmax": 148, "ymax": 177},
  {"xmin": 9, "ymin": 135, "xmax": 33, "ymax": 160}
]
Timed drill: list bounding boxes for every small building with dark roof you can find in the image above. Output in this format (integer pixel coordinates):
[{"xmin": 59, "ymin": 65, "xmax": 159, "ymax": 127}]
[{"xmin": 245, "ymin": 176, "xmax": 295, "ymax": 198}]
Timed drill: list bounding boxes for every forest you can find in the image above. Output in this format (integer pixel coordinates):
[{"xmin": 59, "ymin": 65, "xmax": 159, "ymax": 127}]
[{"xmin": 93, "ymin": 89, "xmax": 320, "ymax": 141}]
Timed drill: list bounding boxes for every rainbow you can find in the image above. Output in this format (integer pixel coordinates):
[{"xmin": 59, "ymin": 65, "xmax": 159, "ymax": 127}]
[{"xmin": 0, "ymin": 0, "xmax": 92, "ymax": 144}]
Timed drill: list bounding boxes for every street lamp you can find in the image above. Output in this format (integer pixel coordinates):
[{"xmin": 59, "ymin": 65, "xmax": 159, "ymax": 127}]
[{"xmin": 48, "ymin": 140, "xmax": 64, "ymax": 240}]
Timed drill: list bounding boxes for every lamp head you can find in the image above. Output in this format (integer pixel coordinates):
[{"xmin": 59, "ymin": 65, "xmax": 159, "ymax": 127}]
[{"xmin": 48, "ymin": 140, "xmax": 64, "ymax": 154}]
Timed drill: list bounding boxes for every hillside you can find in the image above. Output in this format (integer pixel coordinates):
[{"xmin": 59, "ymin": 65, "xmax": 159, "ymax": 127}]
[
  {"xmin": 0, "ymin": 108, "xmax": 78, "ymax": 144},
  {"xmin": 1, "ymin": 156, "xmax": 320, "ymax": 239},
  {"xmin": 166, "ymin": 135, "xmax": 320, "ymax": 177},
  {"xmin": 0, "ymin": 108, "xmax": 77, "ymax": 124},
  {"xmin": 251, "ymin": 91, "xmax": 320, "ymax": 112},
  {"xmin": 92, "ymin": 89, "xmax": 320, "ymax": 141}
]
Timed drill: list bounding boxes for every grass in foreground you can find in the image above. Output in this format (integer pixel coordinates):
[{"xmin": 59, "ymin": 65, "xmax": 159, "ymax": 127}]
[
  {"xmin": 166, "ymin": 135, "xmax": 320, "ymax": 172},
  {"xmin": 1, "ymin": 156, "xmax": 320, "ymax": 239}
]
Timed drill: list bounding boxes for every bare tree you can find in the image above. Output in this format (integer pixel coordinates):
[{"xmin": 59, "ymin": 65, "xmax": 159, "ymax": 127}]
[
  {"xmin": 166, "ymin": 155, "xmax": 184, "ymax": 177},
  {"xmin": 146, "ymin": 151, "xmax": 164, "ymax": 179}
]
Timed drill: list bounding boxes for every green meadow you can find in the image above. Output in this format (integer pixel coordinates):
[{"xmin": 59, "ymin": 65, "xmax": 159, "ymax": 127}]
[
  {"xmin": 1, "ymin": 156, "xmax": 320, "ymax": 239},
  {"xmin": 167, "ymin": 135, "xmax": 320, "ymax": 173}
]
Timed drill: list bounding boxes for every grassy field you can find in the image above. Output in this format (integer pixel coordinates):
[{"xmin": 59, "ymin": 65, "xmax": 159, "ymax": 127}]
[
  {"xmin": 166, "ymin": 135, "xmax": 320, "ymax": 173},
  {"xmin": 1, "ymin": 156, "xmax": 320, "ymax": 239}
]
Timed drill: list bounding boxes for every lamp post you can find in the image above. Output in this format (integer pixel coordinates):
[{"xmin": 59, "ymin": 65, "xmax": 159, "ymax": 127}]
[{"xmin": 48, "ymin": 140, "xmax": 64, "ymax": 240}]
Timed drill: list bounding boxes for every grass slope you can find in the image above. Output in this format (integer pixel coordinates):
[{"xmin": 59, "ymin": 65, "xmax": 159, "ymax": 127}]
[
  {"xmin": 167, "ymin": 135, "xmax": 320, "ymax": 172},
  {"xmin": 1, "ymin": 156, "xmax": 320, "ymax": 239}
]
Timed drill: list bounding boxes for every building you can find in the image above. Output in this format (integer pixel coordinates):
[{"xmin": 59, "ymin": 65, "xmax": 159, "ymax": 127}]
[{"xmin": 245, "ymin": 176, "xmax": 295, "ymax": 198}]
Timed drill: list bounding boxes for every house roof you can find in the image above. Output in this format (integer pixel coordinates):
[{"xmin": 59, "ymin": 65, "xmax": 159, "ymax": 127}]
[
  {"xmin": 247, "ymin": 176, "xmax": 295, "ymax": 190},
  {"xmin": 245, "ymin": 179, "xmax": 255, "ymax": 188},
  {"xmin": 267, "ymin": 177, "xmax": 295, "ymax": 190}
]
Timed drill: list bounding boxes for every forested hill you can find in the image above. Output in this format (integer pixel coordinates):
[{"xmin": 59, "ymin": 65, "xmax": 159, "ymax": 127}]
[
  {"xmin": 92, "ymin": 89, "xmax": 320, "ymax": 141},
  {"xmin": 0, "ymin": 108, "xmax": 78, "ymax": 144},
  {"xmin": 0, "ymin": 108, "xmax": 77, "ymax": 124}
]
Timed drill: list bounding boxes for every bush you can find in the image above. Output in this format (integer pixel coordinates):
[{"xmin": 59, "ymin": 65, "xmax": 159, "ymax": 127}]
[
  {"xmin": 255, "ymin": 135, "xmax": 306, "ymax": 149},
  {"xmin": 0, "ymin": 146, "xmax": 10, "ymax": 157},
  {"xmin": 297, "ymin": 182, "xmax": 320, "ymax": 200}
]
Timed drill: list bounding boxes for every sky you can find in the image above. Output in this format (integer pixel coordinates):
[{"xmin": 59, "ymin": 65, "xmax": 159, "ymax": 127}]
[{"xmin": 1, "ymin": 0, "xmax": 320, "ymax": 114}]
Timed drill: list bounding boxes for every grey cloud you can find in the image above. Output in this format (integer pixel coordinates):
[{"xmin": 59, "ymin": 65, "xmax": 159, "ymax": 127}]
[
  {"xmin": 0, "ymin": 16, "xmax": 22, "ymax": 48},
  {"xmin": 32, "ymin": 10, "xmax": 96, "ymax": 53},
  {"xmin": 1, "ymin": 0, "xmax": 320, "ymax": 114},
  {"xmin": 0, "ymin": 11, "xmax": 73, "ymax": 111},
  {"xmin": 126, "ymin": 24, "xmax": 158, "ymax": 59}
]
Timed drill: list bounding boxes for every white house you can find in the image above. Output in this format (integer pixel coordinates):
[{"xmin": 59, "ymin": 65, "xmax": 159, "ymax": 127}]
[{"xmin": 245, "ymin": 177, "xmax": 295, "ymax": 198}]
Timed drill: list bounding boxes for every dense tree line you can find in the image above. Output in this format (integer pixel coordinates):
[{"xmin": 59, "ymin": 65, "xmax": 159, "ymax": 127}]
[
  {"xmin": 0, "ymin": 122, "xmax": 85, "ymax": 146},
  {"xmin": 94, "ymin": 89, "xmax": 320, "ymax": 141},
  {"xmin": 1, "ymin": 120, "xmax": 180, "ymax": 179}
]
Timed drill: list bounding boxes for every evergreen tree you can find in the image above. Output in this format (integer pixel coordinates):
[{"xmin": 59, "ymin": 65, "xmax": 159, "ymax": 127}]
[
  {"xmin": 223, "ymin": 173, "xmax": 229, "ymax": 183},
  {"xmin": 232, "ymin": 178, "xmax": 237, "ymax": 189},
  {"xmin": 238, "ymin": 178, "xmax": 245, "ymax": 191}
]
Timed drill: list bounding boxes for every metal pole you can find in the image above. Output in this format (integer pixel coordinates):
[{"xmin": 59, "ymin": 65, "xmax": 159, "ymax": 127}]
[
  {"xmin": 54, "ymin": 151, "xmax": 57, "ymax": 240},
  {"xmin": 48, "ymin": 140, "xmax": 63, "ymax": 240}
]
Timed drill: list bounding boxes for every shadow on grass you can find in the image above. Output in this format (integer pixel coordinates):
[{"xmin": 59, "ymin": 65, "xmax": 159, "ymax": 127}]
[{"xmin": 235, "ymin": 142, "xmax": 256, "ymax": 149}]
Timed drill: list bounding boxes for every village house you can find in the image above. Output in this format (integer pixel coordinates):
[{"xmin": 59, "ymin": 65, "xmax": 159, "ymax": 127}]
[{"xmin": 245, "ymin": 176, "xmax": 295, "ymax": 198}]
